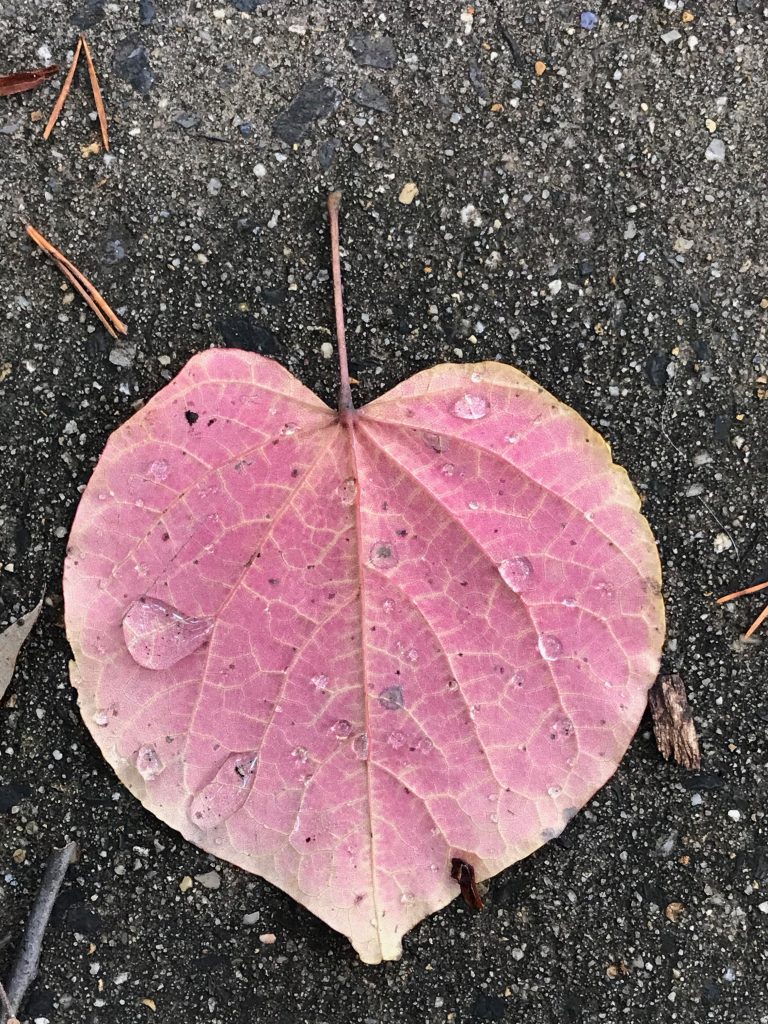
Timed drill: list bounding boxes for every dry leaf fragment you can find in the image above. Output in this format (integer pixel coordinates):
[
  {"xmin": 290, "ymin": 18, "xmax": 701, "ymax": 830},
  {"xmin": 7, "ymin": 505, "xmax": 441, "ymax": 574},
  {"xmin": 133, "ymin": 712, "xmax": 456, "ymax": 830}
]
[
  {"xmin": 26, "ymin": 224, "xmax": 128, "ymax": 338},
  {"xmin": 0, "ymin": 65, "xmax": 59, "ymax": 97},
  {"xmin": 649, "ymin": 674, "xmax": 701, "ymax": 770},
  {"xmin": 141, "ymin": 998, "xmax": 157, "ymax": 1012},
  {"xmin": 43, "ymin": 36, "xmax": 83, "ymax": 140},
  {"xmin": 0, "ymin": 599, "xmax": 43, "ymax": 702}
]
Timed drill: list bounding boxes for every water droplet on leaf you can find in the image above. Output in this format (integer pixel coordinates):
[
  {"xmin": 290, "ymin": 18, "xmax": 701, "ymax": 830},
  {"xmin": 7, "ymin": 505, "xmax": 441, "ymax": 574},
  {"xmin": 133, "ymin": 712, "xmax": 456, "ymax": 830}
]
[
  {"xmin": 538, "ymin": 634, "xmax": 563, "ymax": 661},
  {"xmin": 280, "ymin": 422, "xmax": 298, "ymax": 436},
  {"xmin": 499, "ymin": 556, "xmax": 533, "ymax": 592},
  {"xmin": 136, "ymin": 744, "xmax": 163, "ymax": 780},
  {"xmin": 147, "ymin": 459, "xmax": 170, "ymax": 481},
  {"xmin": 187, "ymin": 752, "xmax": 258, "ymax": 830},
  {"xmin": 422, "ymin": 431, "xmax": 445, "ymax": 452},
  {"xmin": 382, "ymin": 599, "xmax": 395, "ymax": 614},
  {"xmin": 332, "ymin": 719, "xmax": 353, "ymax": 738},
  {"xmin": 309, "ymin": 673, "xmax": 329, "ymax": 691},
  {"xmin": 369, "ymin": 541, "xmax": 398, "ymax": 570},
  {"xmin": 440, "ymin": 462, "xmax": 455, "ymax": 476},
  {"xmin": 339, "ymin": 478, "xmax": 357, "ymax": 505},
  {"xmin": 352, "ymin": 732, "xmax": 369, "ymax": 760},
  {"xmin": 378, "ymin": 685, "xmax": 405, "ymax": 710},
  {"xmin": 400, "ymin": 891, "xmax": 415, "ymax": 905},
  {"xmin": 122, "ymin": 597, "xmax": 214, "ymax": 670},
  {"xmin": 387, "ymin": 730, "xmax": 406, "ymax": 749},
  {"xmin": 452, "ymin": 394, "xmax": 488, "ymax": 420}
]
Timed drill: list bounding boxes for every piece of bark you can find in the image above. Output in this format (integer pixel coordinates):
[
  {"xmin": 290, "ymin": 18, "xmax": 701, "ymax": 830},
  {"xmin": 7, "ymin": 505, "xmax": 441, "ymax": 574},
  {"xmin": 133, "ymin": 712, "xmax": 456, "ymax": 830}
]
[
  {"xmin": 649, "ymin": 674, "xmax": 701, "ymax": 770},
  {"xmin": 0, "ymin": 66, "xmax": 58, "ymax": 97}
]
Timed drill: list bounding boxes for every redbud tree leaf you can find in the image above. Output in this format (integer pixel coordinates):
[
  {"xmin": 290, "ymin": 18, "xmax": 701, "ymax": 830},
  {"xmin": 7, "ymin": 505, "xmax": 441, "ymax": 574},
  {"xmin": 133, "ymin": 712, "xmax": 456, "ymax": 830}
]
[{"xmin": 63, "ymin": 350, "xmax": 664, "ymax": 962}]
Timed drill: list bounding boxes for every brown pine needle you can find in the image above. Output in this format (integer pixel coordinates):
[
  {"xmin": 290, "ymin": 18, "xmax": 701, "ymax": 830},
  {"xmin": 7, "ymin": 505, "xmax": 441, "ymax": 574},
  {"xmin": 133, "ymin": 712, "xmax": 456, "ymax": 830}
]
[
  {"xmin": 26, "ymin": 224, "xmax": 128, "ymax": 337},
  {"xmin": 43, "ymin": 36, "xmax": 82, "ymax": 141},
  {"xmin": 717, "ymin": 577, "xmax": 768, "ymax": 638},
  {"xmin": 81, "ymin": 35, "xmax": 109, "ymax": 152},
  {"xmin": 744, "ymin": 603, "xmax": 768, "ymax": 639},
  {"xmin": 716, "ymin": 578, "xmax": 768, "ymax": 604}
]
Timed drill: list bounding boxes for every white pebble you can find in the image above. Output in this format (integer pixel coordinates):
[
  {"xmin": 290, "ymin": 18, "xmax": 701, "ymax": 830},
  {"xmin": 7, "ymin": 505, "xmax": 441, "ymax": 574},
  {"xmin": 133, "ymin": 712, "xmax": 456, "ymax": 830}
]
[
  {"xmin": 320, "ymin": 341, "xmax": 333, "ymax": 360},
  {"xmin": 727, "ymin": 809, "xmax": 741, "ymax": 822}
]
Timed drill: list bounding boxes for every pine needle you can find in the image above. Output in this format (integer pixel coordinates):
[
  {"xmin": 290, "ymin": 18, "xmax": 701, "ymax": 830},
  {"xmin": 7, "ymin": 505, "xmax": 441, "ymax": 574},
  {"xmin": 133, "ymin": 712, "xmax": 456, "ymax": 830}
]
[
  {"xmin": 26, "ymin": 224, "xmax": 128, "ymax": 338},
  {"xmin": 81, "ymin": 35, "xmax": 109, "ymax": 152},
  {"xmin": 42, "ymin": 36, "xmax": 82, "ymax": 141}
]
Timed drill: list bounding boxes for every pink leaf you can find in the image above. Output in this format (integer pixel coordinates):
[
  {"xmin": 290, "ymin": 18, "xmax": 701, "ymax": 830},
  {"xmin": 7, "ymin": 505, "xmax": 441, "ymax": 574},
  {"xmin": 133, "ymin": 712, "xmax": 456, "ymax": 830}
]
[{"xmin": 63, "ymin": 351, "xmax": 664, "ymax": 962}]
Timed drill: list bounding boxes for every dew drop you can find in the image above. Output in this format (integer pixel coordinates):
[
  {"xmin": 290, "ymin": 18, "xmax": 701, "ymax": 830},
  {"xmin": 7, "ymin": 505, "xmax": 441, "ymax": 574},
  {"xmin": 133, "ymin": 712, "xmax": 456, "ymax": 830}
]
[
  {"xmin": 382, "ymin": 599, "xmax": 395, "ymax": 614},
  {"xmin": 308, "ymin": 673, "xmax": 329, "ymax": 691},
  {"xmin": 338, "ymin": 477, "xmax": 357, "ymax": 505},
  {"xmin": 352, "ymin": 732, "xmax": 369, "ymax": 761},
  {"xmin": 122, "ymin": 597, "xmax": 214, "ymax": 670},
  {"xmin": 332, "ymin": 719, "xmax": 353, "ymax": 738},
  {"xmin": 378, "ymin": 685, "xmax": 405, "ymax": 711},
  {"xmin": 467, "ymin": 501, "xmax": 480, "ymax": 511},
  {"xmin": 440, "ymin": 462, "xmax": 455, "ymax": 476},
  {"xmin": 549, "ymin": 717, "xmax": 574, "ymax": 740},
  {"xmin": 417, "ymin": 736, "xmax": 433, "ymax": 754},
  {"xmin": 387, "ymin": 730, "xmax": 406, "ymax": 750},
  {"xmin": 595, "ymin": 580, "xmax": 615, "ymax": 599},
  {"xmin": 97, "ymin": 492, "xmax": 109, "ymax": 501},
  {"xmin": 292, "ymin": 747, "xmax": 309, "ymax": 764},
  {"xmin": 147, "ymin": 459, "xmax": 170, "ymax": 481},
  {"xmin": 447, "ymin": 677, "xmax": 459, "ymax": 691},
  {"xmin": 187, "ymin": 752, "xmax": 258, "ymax": 830},
  {"xmin": 422, "ymin": 431, "xmax": 445, "ymax": 452},
  {"xmin": 499, "ymin": 556, "xmax": 533, "ymax": 592},
  {"xmin": 134, "ymin": 498, "xmax": 145, "ymax": 508},
  {"xmin": 561, "ymin": 596, "xmax": 577, "ymax": 607},
  {"xmin": 92, "ymin": 707, "xmax": 114, "ymax": 727},
  {"xmin": 405, "ymin": 648, "xmax": 418, "ymax": 663},
  {"xmin": 489, "ymin": 812, "xmax": 499, "ymax": 823},
  {"xmin": 548, "ymin": 785, "xmax": 562, "ymax": 798},
  {"xmin": 452, "ymin": 393, "xmax": 488, "ymax": 420},
  {"xmin": 136, "ymin": 744, "xmax": 163, "ymax": 781},
  {"xmin": 280, "ymin": 422, "xmax": 298, "ymax": 436},
  {"xmin": 510, "ymin": 671, "xmax": 525, "ymax": 689},
  {"xmin": 538, "ymin": 634, "xmax": 563, "ymax": 661},
  {"xmin": 470, "ymin": 371, "xmax": 484, "ymax": 383},
  {"xmin": 400, "ymin": 891, "xmax": 415, "ymax": 905},
  {"xmin": 369, "ymin": 541, "xmax": 398, "ymax": 570},
  {"xmin": 504, "ymin": 434, "xmax": 519, "ymax": 445}
]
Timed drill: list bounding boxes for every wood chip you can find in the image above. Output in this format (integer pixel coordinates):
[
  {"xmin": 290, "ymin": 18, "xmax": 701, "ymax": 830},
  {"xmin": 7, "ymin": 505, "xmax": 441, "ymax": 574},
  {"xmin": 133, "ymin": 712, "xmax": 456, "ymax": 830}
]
[
  {"xmin": 81, "ymin": 35, "xmax": 109, "ymax": 151},
  {"xmin": 398, "ymin": 181, "xmax": 419, "ymax": 205},
  {"xmin": 141, "ymin": 998, "xmax": 157, "ymax": 1012},
  {"xmin": 665, "ymin": 901, "xmax": 685, "ymax": 923},
  {"xmin": 649, "ymin": 674, "xmax": 701, "ymax": 770},
  {"xmin": 26, "ymin": 224, "xmax": 128, "ymax": 338},
  {"xmin": 0, "ymin": 65, "xmax": 59, "ymax": 97},
  {"xmin": 43, "ymin": 37, "xmax": 83, "ymax": 140},
  {"xmin": 534, "ymin": 60, "xmax": 547, "ymax": 76}
]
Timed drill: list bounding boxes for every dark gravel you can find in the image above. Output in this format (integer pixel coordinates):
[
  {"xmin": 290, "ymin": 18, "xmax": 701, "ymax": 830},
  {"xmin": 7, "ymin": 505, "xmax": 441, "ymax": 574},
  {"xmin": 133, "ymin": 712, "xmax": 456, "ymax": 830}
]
[{"xmin": 1, "ymin": 2, "xmax": 768, "ymax": 1023}]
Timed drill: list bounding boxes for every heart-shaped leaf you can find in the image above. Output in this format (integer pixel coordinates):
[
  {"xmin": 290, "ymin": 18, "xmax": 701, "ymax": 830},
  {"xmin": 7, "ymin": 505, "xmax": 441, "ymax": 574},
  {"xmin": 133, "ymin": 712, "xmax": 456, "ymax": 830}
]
[{"xmin": 64, "ymin": 198, "xmax": 664, "ymax": 963}]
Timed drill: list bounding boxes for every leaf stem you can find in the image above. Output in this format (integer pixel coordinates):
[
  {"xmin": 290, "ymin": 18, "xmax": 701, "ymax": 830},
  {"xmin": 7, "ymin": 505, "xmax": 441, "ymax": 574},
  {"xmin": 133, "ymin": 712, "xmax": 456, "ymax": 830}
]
[{"xmin": 327, "ymin": 191, "xmax": 354, "ymax": 417}]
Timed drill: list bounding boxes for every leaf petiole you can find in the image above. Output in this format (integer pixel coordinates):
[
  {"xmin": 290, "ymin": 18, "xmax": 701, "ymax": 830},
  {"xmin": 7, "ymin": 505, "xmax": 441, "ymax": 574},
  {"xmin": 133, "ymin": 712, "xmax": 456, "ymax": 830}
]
[{"xmin": 327, "ymin": 191, "xmax": 355, "ymax": 419}]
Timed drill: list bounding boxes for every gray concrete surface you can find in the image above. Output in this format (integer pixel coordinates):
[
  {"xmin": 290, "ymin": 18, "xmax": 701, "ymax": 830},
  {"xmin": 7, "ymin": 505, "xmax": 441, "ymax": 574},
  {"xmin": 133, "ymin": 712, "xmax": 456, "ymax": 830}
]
[{"xmin": 1, "ymin": 1, "xmax": 767, "ymax": 1022}]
